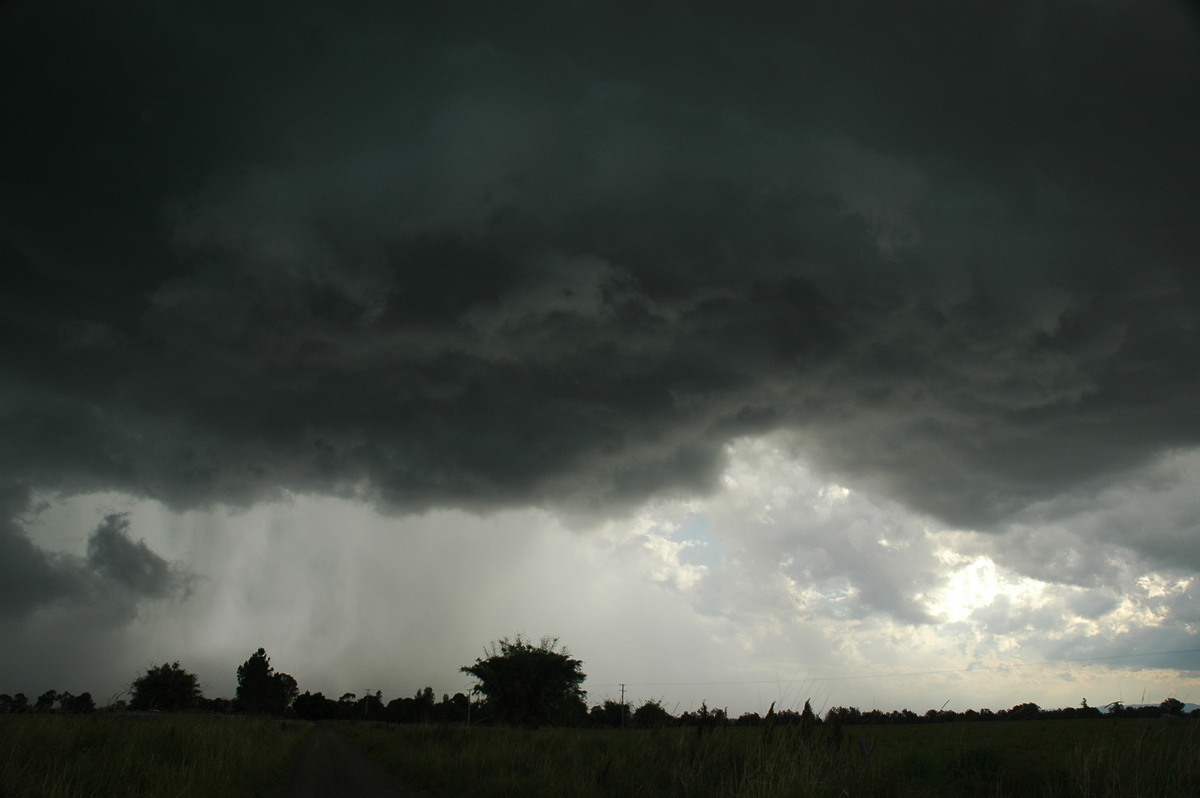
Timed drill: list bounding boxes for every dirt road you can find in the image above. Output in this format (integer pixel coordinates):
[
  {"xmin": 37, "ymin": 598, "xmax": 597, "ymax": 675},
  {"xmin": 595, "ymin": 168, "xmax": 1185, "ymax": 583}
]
[{"xmin": 271, "ymin": 725, "xmax": 426, "ymax": 797}]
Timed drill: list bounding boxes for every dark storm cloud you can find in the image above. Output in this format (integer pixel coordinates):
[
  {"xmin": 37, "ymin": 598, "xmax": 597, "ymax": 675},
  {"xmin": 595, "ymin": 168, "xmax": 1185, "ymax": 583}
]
[
  {"xmin": 2, "ymin": 0, "xmax": 1198, "ymax": 532},
  {"xmin": 86, "ymin": 513, "xmax": 178, "ymax": 599},
  {"xmin": 0, "ymin": 487, "xmax": 80, "ymax": 617},
  {"xmin": 0, "ymin": 488, "xmax": 184, "ymax": 619}
]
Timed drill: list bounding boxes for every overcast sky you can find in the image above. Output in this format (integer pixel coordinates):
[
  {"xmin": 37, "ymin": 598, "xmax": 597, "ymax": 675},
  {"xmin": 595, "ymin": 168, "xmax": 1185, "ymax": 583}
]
[{"xmin": 2, "ymin": 0, "xmax": 1200, "ymax": 715}]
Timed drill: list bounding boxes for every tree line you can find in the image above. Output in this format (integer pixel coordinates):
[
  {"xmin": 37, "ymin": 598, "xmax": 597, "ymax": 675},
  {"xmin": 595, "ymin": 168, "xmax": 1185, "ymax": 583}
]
[{"xmin": 2, "ymin": 636, "xmax": 1196, "ymax": 727}]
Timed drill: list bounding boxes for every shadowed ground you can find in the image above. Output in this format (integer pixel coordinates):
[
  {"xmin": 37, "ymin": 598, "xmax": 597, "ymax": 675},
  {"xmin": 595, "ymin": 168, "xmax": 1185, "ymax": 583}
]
[{"xmin": 272, "ymin": 725, "xmax": 427, "ymax": 797}]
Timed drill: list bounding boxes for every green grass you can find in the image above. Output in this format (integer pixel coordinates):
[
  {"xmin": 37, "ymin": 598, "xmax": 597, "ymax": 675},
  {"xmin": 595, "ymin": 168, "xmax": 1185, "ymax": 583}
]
[
  {"xmin": 4, "ymin": 713, "xmax": 1196, "ymax": 797},
  {"xmin": 0, "ymin": 713, "xmax": 310, "ymax": 798},
  {"xmin": 336, "ymin": 719, "xmax": 1200, "ymax": 798}
]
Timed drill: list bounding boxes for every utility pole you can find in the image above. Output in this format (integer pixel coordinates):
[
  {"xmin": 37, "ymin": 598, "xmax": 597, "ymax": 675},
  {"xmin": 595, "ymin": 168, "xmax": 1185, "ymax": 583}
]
[{"xmin": 620, "ymin": 684, "xmax": 626, "ymax": 729}]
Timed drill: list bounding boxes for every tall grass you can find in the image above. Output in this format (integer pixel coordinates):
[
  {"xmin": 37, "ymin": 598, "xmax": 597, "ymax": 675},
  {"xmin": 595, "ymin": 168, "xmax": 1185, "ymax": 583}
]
[
  {"xmin": 1059, "ymin": 719, "xmax": 1200, "ymax": 797},
  {"xmin": 0, "ymin": 714, "xmax": 310, "ymax": 798},
  {"xmin": 337, "ymin": 722, "xmax": 887, "ymax": 797},
  {"xmin": 337, "ymin": 718, "xmax": 1200, "ymax": 798}
]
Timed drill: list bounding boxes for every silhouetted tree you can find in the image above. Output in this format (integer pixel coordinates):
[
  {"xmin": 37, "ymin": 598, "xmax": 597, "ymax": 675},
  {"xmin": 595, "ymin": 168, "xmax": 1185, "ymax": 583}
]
[
  {"xmin": 680, "ymin": 702, "xmax": 727, "ymax": 735},
  {"xmin": 1008, "ymin": 702, "xmax": 1041, "ymax": 720},
  {"xmin": 58, "ymin": 692, "xmax": 95, "ymax": 714},
  {"xmin": 829, "ymin": 706, "xmax": 862, "ymax": 724},
  {"xmin": 356, "ymin": 691, "xmax": 385, "ymax": 720},
  {"xmin": 293, "ymin": 691, "xmax": 337, "ymax": 720},
  {"xmin": 633, "ymin": 699, "xmax": 675, "ymax": 728},
  {"xmin": 130, "ymin": 662, "xmax": 200, "ymax": 711},
  {"xmin": 823, "ymin": 706, "xmax": 845, "ymax": 749},
  {"xmin": 589, "ymin": 699, "xmax": 627, "ymax": 728},
  {"xmin": 235, "ymin": 648, "xmax": 298, "ymax": 715},
  {"xmin": 0, "ymin": 694, "xmax": 33, "ymax": 714},
  {"xmin": 195, "ymin": 696, "xmax": 233, "ymax": 713},
  {"xmin": 1161, "ymin": 697, "xmax": 1185, "ymax": 716},
  {"xmin": 461, "ymin": 635, "xmax": 586, "ymax": 727},
  {"xmin": 436, "ymin": 692, "xmax": 470, "ymax": 723},
  {"xmin": 553, "ymin": 693, "xmax": 590, "ymax": 727},
  {"xmin": 385, "ymin": 695, "xmax": 417, "ymax": 723},
  {"xmin": 770, "ymin": 708, "xmax": 801, "ymax": 726},
  {"xmin": 414, "ymin": 686, "xmax": 435, "ymax": 722},
  {"xmin": 35, "ymin": 690, "xmax": 58, "ymax": 712}
]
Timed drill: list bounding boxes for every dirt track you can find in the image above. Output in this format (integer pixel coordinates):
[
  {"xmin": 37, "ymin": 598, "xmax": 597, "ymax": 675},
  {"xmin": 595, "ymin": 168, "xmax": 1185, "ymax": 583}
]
[{"xmin": 271, "ymin": 725, "xmax": 426, "ymax": 797}]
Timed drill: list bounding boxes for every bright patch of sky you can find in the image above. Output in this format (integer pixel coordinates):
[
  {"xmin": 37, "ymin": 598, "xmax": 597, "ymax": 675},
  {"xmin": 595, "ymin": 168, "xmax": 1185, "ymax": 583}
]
[{"xmin": 17, "ymin": 433, "xmax": 1200, "ymax": 715}]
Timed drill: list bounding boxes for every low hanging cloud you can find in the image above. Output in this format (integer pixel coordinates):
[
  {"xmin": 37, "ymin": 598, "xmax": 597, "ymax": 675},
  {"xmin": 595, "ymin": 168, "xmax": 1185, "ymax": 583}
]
[
  {"xmin": 0, "ymin": 487, "xmax": 81, "ymax": 618},
  {"xmin": 86, "ymin": 513, "xmax": 182, "ymax": 601},
  {"xmin": 0, "ymin": 487, "xmax": 185, "ymax": 620}
]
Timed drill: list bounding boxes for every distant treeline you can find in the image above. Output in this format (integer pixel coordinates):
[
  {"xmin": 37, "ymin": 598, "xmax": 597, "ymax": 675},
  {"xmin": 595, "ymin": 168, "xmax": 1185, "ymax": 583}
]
[
  {"xmin": 721, "ymin": 698, "xmax": 1199, "ymax": 727},
  {"xmin": 584, "ymin": 697, "xmax": 1200, "ymax": 729},
  {"xmin": 0, "ymin": 691, "xmax": 96, "ymax": 715},
  {"xmin": 2, "ymin": 645, "xmax": 1194, "ymax": 727},
  {"xmin": 3, "ymin": 687, "xmax": 1195, "ymax": 727}
]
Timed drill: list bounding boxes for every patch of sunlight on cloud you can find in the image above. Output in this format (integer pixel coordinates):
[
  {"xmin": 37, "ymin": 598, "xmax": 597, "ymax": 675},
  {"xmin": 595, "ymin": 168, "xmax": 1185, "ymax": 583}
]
[
  {"xmin": 818, "ymin": 484, "xmax": 850, "ymax": 505},
  {"xmin": 1107, "ymin": 595, "xmax": 1168, "ymax": 632},
  {"xmin": 1137, "ymin": 573, "xmax": 1192, "ymax": 599},
  {"xmin": 593, "ymin": 509, "xmax": 709, "ymax": 592},
  {"xmin": 637, "ymin": 531, "xmax": 707, "ymax": 591},
  {"xmin": 718, "ymin": 437, "xmax": 815, "ymax": 524},
  {"xmin": 927, "ymin": 542, "xmax": 1050, "ymax": 624}
]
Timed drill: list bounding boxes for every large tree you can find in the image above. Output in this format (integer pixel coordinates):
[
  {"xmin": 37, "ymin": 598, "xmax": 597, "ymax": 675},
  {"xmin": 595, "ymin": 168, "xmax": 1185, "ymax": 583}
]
[
  {"xmin": 461, "ymin": 635, "xmax": 586, "ymax": 727},
  {"xmin": 235, "ymin": 648, "xmax": 298, "ymax": 715},
  {"xmin": 130, "ymin": 662, "xmax": 201, "ymax": 712}
]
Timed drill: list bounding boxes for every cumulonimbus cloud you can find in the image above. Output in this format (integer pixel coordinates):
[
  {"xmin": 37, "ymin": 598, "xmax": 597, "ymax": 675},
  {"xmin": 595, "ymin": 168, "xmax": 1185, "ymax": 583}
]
[{"xmin": 1, "ymin": 0, "xmax": 1197, "ymax": 533}]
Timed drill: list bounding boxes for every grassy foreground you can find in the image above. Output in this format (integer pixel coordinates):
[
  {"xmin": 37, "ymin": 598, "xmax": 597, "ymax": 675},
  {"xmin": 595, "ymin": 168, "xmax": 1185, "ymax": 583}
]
[
  {"xmin": 337, "ymin": 718, "xmax": 1200, "ymax": 797},
  {"xmin": 0, "ymin": 714, "xmax": 309, "ymax": 798}
]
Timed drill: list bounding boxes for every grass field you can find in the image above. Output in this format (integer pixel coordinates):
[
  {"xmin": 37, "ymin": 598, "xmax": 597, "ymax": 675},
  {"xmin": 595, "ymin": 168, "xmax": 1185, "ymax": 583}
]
[
  {"xmin": 337, "ymin": 718, "xmax": 1200, "ymax": 798},
  {"xmin": 3, "ymin": 713, "xmax": 1197, "ymax": 797},
  {"xmin": 0, "ymin": 714, "xmax": 310, "ymax": 798}
]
